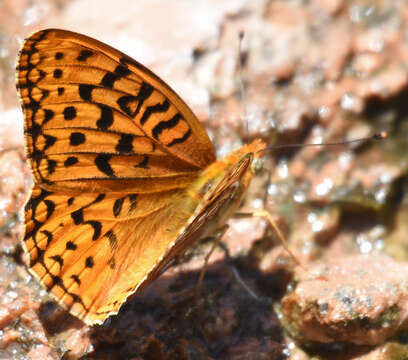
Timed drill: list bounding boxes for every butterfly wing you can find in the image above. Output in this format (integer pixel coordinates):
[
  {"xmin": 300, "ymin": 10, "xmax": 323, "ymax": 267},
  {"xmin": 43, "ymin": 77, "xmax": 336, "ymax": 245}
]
[
  {"xmin": 23, "ymin": 141, "xmax": 265, "ymax": 324},
  {"xmin": 24, "ymin": 184, "xmax": 199, "ymax": 325},
  {"xmin": 17, "ymin": 29, "xmax": 217, "ymax": 324},
  {"xmin": 17, "ymin": 29, "xmax": 216, "ymax": 193}
]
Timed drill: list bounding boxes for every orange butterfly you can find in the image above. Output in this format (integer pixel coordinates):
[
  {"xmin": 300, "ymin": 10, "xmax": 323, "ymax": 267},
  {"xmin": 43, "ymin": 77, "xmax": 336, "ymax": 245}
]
[{"xmin": 17, "ymin": 29, "xmax": 266, "ymax": 325}]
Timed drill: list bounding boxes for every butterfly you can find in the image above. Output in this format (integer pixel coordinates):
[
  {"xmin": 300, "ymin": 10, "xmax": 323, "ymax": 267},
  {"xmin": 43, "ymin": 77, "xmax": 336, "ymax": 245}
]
[{"xmin": 16, "ymin": 29, "xmax": 266, "ymax": 325}]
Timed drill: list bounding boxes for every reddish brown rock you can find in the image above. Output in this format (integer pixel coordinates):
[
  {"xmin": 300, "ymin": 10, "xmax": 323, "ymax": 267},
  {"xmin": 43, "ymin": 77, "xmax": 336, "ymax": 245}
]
[{"xmin": 282, "ymin": 255, "xmax": 408, "ymax": 345}]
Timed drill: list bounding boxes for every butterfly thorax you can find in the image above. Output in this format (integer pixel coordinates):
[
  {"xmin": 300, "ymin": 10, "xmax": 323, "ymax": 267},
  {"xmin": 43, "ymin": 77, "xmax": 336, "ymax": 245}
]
[{"xmin": 183, "ymin": 139, "xmax": 266, "ymax": 238}]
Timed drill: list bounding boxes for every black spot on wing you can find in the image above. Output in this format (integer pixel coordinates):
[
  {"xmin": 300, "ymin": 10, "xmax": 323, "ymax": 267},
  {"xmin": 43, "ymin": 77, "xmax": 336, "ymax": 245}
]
[
  {"xmin": 68, "ymin": 293, "xmax": 85, "ymax": 309},
  {"xmin": 28, "ymin": 121, "xmax": 41, "ymax": 140},
  {"xmin": 47, "ymin": 159, "xmax": 57, "ymax": 175},
  {"xmin": 167, "ymin": 127, "xmax": 192, "ymax": 147},
  {"xmin": 69, "ymin": 194, "xmax": 105, "ymax": 242},
  {"xmin": 43, "ymin": 109, "xmax": 54, "ymax": 124},
  {"xmin": 95, "ymin": 154, "xmax": 115, "ymax": 177},
  {"xmin": 43, "ymin": 199, "xmax": 55, "ymax": 219},
  {"xmin": 32, "ymin": 248, "xmax": 45, "ymax": 266},
  {"xmin": 105, "ymin": 230, "xmax": 118, "ymax": 251},
  {"xmin": 70, "ymin": 193, "xmax": 105, "ymax": 225},
  {"xmin": 71, "ymin": 274, "xmax": 81, "ymax": 286},
  {"xmin": 63, "ymin": 106, "xmax": 76, "ymax": 120},
  {"xmin": 140, "ymin": 99, "xmax": 170, "ymax": 126},
  {"xmin": 40, "ymin": 230, "xmax": 53, "ymax": 246},
  {"xmin": 134, "ymin": 81, "xmax": 154, "ymax": 117},
  {"xmin": 30, "ymin": 146, "xmax": 43, "ymax": 162},
  {"xmin": 116, "ymin": 134, "xmax": 133, "ymax": 153},
  {"xmin": 113, "ymin": 197, "xmax": 124, "ymax": 217},
  {"xmin": 101, "ymin": 65, "xmax": 131, "ymax": 89},
  {"xmin": 128, "ymin": 194, "xmax": 138, "ymax": 214},
  {"xmin": 117, "ymin": 81, "xmax": 153, "ymax": 117},
  {"xmin": 53, "ymin": 69, "xmax": 62, "ymax": 78},
  {"xmin": 79, "ymin": 84, "xmax": 95, "ymax": 101},
  {"xmin": 24, "ymin": 187, "xmax": 51, "ymax": 213},
  {"xmin": 86, "ymin": 220, "xmax": 102, "ymax": 241},
  {"xmin": 77, "ymin": 49, "xmax": 94, "ymax": 62},
  {"xmin": 66, "ymin": 241, "xmax": 77, "ymax": 250},
  {"xmin": 71, "ymin": 208, "xmax": 83, "ymax": 225},
  {"xmin": 51, "ymin": 275, "xmax": 63, "ymax": 287},
  {"xmin": 97, "ymin": 105, "xmax": 114, "ymax": 129},
  {"xmin": 44, "ymin": 134, "xmax": 56, "ymax": 150},
  {"xmin": 117, "ymin": 95, "xmax": 138, "ymax": 117},
  {"xmin": 152, "ymin": 113, "xmax": 182, "ymax": 140},
  {"xmin": 101, "ymin": 72, "xmax": 118, "ymax": 89},
  {"xmin": 135, "ymin": 155, "xmax": 149, "ymax": 168},
  {"xmin": 85, "ymin": 256, "xmax": 94, "ymax": 268},
  {"xmin": 64, "ymin": 156, "xmax": 78, "ymax": 167},
  {"xmin": 50, "ymin": 254, "xmax": 64, "ymax": 267},
  {"xmin": 70, "ymin": 132, "xmax": 85, "ymax": 146},
  {"xmin": 114, "ymin": 65, "xmax": 131, "ymax": 77}
]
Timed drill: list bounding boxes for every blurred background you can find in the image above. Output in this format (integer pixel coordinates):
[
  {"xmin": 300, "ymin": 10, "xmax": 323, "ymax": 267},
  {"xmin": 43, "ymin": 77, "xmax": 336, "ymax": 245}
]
[{"xmin": 0, "ymin": 0, "xmax": 408, "ymax": 359}]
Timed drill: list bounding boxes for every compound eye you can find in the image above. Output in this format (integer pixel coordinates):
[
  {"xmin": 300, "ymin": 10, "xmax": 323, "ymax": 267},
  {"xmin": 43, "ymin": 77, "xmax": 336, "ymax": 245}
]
[
  {"xmin": 252, "ymin": 157, "xmax": 263, "ymax": 174},
  {"xmin": 201, "ymin": 180, "xmax": 213, "ymax": 195}
]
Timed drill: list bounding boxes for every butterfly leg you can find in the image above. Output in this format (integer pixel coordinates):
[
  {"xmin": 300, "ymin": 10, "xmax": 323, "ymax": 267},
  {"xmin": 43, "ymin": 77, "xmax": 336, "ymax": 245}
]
[
  {"xmin": 234, "ymin": 210, "xmax": 303, "ymax": 268},
  {"xmin": 195, "ymin": 225, "xmax": 229, "ymax": 300},
  {"xmin": 215, "ymin": 241, "xmax": 271, "ymax": 304}
]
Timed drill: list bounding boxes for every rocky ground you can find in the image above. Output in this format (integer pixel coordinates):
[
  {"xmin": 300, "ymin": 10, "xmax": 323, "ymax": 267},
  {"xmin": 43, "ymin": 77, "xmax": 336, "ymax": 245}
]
[{"xmin": 0, "ymin": 0, "xmax": 408, "ymax": 359}]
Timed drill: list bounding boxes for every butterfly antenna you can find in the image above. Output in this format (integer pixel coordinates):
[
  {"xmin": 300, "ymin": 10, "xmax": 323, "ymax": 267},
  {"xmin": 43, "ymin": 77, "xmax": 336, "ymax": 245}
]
[
  {"xmin": 237, "ymin": 31, "xmax": 249, "ymax": 138},
  {"xmin": 259, "ymin": 131, "xmax": 387, "ymax": 154}
]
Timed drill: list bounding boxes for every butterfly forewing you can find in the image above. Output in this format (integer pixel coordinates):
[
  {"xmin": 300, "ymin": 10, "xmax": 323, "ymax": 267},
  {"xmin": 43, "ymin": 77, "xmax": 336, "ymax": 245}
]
[{"xmin": 17, "ymin": 29, "xmax": 215, "ymax": 193}]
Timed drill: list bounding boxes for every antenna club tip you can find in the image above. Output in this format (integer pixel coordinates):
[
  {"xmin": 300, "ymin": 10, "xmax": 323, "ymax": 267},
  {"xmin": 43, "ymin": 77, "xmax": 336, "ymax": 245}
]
[
  {"xmin": 373, "ymin": 131, "xmax": 387, "ymax": 140},
  {"xmin": 239, "ymin": 31, "xmax": 245, "ymax": 40}
]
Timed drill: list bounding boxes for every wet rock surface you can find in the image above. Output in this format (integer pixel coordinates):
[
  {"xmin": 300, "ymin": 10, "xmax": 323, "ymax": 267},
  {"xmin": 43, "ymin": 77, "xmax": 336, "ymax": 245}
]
[{"xmin": 0, "ymin": 0, "xmax": 407, "ymax": 359}]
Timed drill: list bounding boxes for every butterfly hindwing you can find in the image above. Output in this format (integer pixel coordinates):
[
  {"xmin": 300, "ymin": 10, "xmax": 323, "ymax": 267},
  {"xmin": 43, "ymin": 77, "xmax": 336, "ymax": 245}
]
[{"xmin": 24, "ymin": 183, "xmax": 201, "ymax": 324}]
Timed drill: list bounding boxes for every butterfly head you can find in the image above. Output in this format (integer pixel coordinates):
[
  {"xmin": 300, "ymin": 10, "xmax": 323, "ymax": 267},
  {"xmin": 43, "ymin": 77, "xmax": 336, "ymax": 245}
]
[{"xmin": 228, "ymin": 138, "xmax": 266, "ymax": 177}]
